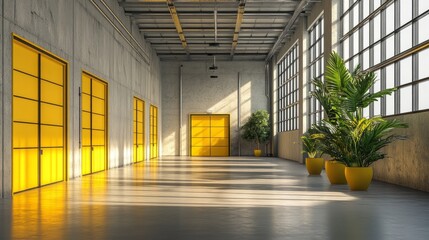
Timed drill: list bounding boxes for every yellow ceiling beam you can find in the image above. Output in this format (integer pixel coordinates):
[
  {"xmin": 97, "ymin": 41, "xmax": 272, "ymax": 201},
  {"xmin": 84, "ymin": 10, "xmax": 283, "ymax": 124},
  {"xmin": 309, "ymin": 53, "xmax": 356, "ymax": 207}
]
[
  {"xmin": 231, "ymin": 0, "xmax": 246, "ymax": 56},
  {"xmin": 166, "ymin": 0, "xmax": 189, "ymax": 53}
]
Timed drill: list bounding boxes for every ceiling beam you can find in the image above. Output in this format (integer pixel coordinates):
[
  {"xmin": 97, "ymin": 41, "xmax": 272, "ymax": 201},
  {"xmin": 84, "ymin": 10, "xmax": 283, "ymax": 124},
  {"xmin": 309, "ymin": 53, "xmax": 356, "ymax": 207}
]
[
  {"xmin": 125, "ymin": 10, "xmax": 294, "ymax": 16},
  {"xmin": 166, "ymin": 0, "xmax": 189, "ymax": 54},
  {"xmin": 231, "ymin": 0, "xmax": 246, "ymax": 56},
  {"xmin": 265, "ymin": 0, "xmax": 309, "ymax": 61}
]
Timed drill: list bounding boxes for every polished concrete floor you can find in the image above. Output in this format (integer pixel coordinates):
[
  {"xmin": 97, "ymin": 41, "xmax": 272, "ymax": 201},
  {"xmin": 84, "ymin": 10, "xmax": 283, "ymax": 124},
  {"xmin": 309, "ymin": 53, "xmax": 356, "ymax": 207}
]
[{"xmin": 1, "ymin": 157, "xmax": 429, "ymax": 240}]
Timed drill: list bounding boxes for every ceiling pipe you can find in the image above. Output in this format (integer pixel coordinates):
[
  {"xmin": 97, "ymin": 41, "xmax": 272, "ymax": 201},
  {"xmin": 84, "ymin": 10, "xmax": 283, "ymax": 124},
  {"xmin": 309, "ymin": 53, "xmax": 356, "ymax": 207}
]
[{"xmin": 265, "ymin": 0, "xmax": 309, "ymax": 61}]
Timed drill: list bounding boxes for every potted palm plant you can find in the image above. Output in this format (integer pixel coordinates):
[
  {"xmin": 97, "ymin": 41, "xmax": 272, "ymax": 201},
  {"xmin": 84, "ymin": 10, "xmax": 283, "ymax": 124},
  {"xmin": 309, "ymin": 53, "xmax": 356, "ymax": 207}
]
[
  {"xmin": 241, "ymin": 110, "xmax": 271, "ymax": 157},
  {"xmin": 312, "ymin": 52, "xmax": 407, "ymax": 190},
  {"xmin": 301, "ymin": 130, "xmax": 324, "ymax": 175}
]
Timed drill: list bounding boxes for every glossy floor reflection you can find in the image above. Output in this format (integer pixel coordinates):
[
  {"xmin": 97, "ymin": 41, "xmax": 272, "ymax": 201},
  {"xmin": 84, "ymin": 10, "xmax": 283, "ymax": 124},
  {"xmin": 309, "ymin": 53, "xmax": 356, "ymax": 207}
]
[{"xmin": 1, "ymin": 157, "xmax": 429, "ymax": 240}]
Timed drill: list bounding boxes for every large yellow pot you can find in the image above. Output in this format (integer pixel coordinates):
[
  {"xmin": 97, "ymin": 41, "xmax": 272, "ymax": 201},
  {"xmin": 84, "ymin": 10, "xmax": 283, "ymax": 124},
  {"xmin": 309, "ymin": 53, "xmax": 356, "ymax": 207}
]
[
  {"xmin": 306, "ymin": 158, "xmax": 324, "ymax": 175},
  {"xmin": 325, "ymin": 161, "xmax": 347, "ymax": 184},
  {"xmin": 254, "ymin": 149, "xmax": 262, "ymax": 157},
  {"xmin": 345, "ymin": 167, "xmax": 373, "ymax": 191}
]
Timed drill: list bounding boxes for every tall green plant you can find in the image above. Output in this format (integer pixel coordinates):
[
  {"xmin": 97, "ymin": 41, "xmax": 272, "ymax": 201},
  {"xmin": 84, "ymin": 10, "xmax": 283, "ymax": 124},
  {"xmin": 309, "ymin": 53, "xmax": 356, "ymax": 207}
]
[
  {"xmin": 312, "ymin": 52, "xmax": 396, "ymax": 121},
  {"xmin": 241, "ymin": 110, "xmax": 271, "ymax": 150},
  {"xmin": 311, "ymin": 52, "xmax": 408, "ymax": 167}
]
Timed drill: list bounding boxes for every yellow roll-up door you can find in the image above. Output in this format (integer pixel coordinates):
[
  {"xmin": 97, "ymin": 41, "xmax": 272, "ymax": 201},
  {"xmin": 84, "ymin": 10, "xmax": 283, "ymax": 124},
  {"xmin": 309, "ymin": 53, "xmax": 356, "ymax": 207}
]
[
  {"xmin": 133, "ymin": 97, "xmax": 145, "ymax": 163},
  {"xmin": 81, "ymin": 73, "xmax": 107, "ymax": 175},
  {"xmin": 190, "ymin": 114, "xmax": 229, "ymax": 157},
  {"xmin": 12, "ymin": 37, "xmax": 67, "ymax": 193},
  {"xmin": 150, "ymin": 105, "xmax": 158, "ymax": 159}
]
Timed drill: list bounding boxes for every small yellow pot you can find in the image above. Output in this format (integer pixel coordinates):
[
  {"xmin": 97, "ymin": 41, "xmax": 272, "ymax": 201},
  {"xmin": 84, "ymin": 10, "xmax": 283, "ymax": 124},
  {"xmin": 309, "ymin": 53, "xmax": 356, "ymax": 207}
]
[
  {"xmin": 325, "ymin": 161, "xmax": 347, "ymax": 184},
  {"xmin": 305, "ymin": 158, "xmax": 324, "ymax": 175},
  {"xmin": 345, "ymin": 167, "xmax": 373, "ymax": 191},
  {"xmin": 254, "ymin": 149, "xmax": 262, "ymax": 157}
]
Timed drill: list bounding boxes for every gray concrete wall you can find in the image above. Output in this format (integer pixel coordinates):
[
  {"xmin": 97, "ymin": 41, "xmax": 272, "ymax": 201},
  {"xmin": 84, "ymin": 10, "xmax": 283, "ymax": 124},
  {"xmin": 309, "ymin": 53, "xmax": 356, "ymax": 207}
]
[
  {"xmin": 1, "ymin": 0, "xmax": 4, "ymax": 197},
  {"xmin": 161, "ymin": 61, "xmax": 267, "ymax": 156},
  {"xmin": 0, "ymin": 0, "xmax": 161, "ymax": 197},
  {"xmin": 274, "ymin": 0, "xmax": 337, "ymax": 163},
  {"xmin": 373, "ymin": 111, "xmax": 429, "ymax": 192}
]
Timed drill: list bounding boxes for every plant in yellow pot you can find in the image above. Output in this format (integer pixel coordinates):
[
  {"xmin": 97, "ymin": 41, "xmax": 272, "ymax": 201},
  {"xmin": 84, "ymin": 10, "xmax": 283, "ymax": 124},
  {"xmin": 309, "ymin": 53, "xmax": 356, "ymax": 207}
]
[
  {"xmin": 241, "ymin": 110, "xmax": 271, "ymax": 157},
  {"xmin": 301, "ymin": 131, "xmax": 324, "ymax": 175},
  {"xmin": 311, "ymin": 52, "xmax": 408, "ymax": 190}
]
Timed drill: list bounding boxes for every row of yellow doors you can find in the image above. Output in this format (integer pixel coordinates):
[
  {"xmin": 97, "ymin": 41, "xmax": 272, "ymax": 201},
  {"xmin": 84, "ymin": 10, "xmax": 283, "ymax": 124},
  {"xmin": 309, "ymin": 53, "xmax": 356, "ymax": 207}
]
[{"xmin": 11, "ymin": 36, "xmax": 160, "ymax": 193}]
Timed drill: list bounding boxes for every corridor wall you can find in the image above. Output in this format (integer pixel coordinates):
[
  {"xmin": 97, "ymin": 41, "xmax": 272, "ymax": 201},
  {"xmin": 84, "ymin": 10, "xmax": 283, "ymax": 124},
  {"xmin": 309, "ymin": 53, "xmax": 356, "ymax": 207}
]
[{"xmin": 0, "ymin": 0, "xmax": 161, "ymax": 197}]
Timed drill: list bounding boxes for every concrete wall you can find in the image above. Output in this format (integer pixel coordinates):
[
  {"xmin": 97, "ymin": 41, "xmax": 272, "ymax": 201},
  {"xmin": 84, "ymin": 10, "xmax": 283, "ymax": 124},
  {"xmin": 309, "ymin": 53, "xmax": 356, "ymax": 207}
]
[
  {"xmin": 1, "ymin": 0, "xmax": 4, "ymax": 197},
  {"xmin": 373, "ymin": 111, "xmax": 429, "ymax": 192},
  {"xmin": 0, "ymin": 0, "xmax": 161, "ymax": 197},
  {"xmin": 274, "ymin": 0, "xmax": 338, "ymax": 163},
  {"xmin": 161, "ymin": 61, "xmax": 267, "ymax": 156}
]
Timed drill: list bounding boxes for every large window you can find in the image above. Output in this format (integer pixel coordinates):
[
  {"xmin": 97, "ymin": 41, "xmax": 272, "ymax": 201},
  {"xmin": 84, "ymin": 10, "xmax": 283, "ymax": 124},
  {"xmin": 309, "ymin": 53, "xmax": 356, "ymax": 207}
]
[
  {"xmin": 340, "ymin": 0, "xmax": 429, "ymax": 116},
  {"xmin": 307, "ymin": 17, "xmax": 324, "ymax": 128},
  {"xmin": 277, "ymin": 43, "xmax": 299, "ymax": 132}
]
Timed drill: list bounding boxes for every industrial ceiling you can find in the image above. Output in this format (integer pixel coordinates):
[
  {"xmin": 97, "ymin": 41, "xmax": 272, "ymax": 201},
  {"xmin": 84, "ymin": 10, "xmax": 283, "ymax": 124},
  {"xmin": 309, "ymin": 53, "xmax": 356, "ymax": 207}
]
[{"xmin": 118, "ymin": 0, "xmax": 315, "ymax": 61}]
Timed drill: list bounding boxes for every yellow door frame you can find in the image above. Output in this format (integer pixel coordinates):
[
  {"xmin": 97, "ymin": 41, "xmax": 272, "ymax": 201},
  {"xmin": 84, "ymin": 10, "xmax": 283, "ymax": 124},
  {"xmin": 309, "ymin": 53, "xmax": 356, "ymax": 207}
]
[
  {"xmin": 189, "ymin": 114, "xmax": 230, "ymax": 157},
  {"xmin": 12, "ymin": 34, "xmax": 68, "ymax": 193},
  {"xmin": 81, "ymin": 71, "xmax": 108, "ymax": 175},
  {"xmin": 133, "ymin": 97, "xmax": 145, "ymax": 163}
]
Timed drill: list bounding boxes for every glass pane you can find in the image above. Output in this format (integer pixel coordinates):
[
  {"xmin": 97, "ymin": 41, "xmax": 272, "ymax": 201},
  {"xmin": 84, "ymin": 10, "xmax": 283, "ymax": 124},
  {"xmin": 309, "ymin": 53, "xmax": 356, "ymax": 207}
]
[
  {"xmin": 386, "ymin": 94, "xmax": 395, "ymax": 115},
  {"xmin": 385, "ymin": 3, "xmax": 395, "ymax": 36},
  {"xmin": 400, "ymin": 56, "xmax": 413, "ymax": 85},
  {"xmin": 343, "ymin": 13, "xmax": 350, "ymax": 34},
  {"xmin": 353, "ymin": 5, "xmax": 359, "ymax": 28},
  {"xmin": 343, "ymin": 0, "xmax": 350, "ymax": 13},
  {"xmin": 400, "ymin": 86, "xmax": 413, "ymax": 113},
  {"xmin": 374, "ymin": 0, "xmax": 381, "ymax": 9},
  {"xmin": 418, "ymin": 80, "xmax": 429, "ymax": 110},
  {"xmin": 386, "ymin": 64, "xmax": 395, "ymax": 88},
  {"xmin": 343, "ymin": 38, "xmax": 350, "ymax": 60},
  {"xmin": 418, "ymin": 14, "xmax": 429, "ymax": 44},
  {"xmin": 400, "ymin": 0, "xmax": 413, "ymax": 26},
  {"xmin": 363, "ymin": 106, "xmax": 370, "ymax": 118},
  {"xmin": 385, "ymin": 35, "xmax": 395, "ymax": 60},
  {"xmin": 418, "ymin": 0, "xmax": 429, "ymax": 15},
  {"xmin": 373, "ymin": 14, "xmax": 381, "ymax": 43},
  {"xmin": 400, "ymin": 25, "xmax": 413, "ymax": 52},
  {"xmin": 418, "ymin": 48, "xmax": 429, "ymax": 79},
  {"xmin": 363, "ymin": 23, "xmax": 370, "ymax": 49},
  {"xmin": 363, "ymin": 49, "xmax": 370, "ymax": 70},
  {"xmin": 353, "ymin": 31, "xmax": 359, "ymax": 55},
  {"xmin": 363, "ymin": 0, "xmax": 370, "ymax": 19},
  {"xmin": 374, "ymin": 43, "xmax": 381, "ymax": 65},
  {"xmin": 374, "ymin": 101, "xmax": 381, "ymax": 116}
]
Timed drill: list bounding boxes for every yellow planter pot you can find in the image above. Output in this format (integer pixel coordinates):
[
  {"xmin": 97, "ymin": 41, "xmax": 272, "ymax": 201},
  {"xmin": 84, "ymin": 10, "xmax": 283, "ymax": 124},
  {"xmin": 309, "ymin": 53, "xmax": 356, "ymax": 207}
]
[
  {"xmin": 305, "ymin": 158, "xmax": 324, "ymax": 175},
  {"xmin": 345, "ymin": 167, "xmax": 373, "ymax": 191},
  {"xmin": 325, "ymin": 161, "xmax": 347, "ymax": 184},
  {"xmin": 254, "ymin": 149, "xmax": 262, "ymax": 157}
]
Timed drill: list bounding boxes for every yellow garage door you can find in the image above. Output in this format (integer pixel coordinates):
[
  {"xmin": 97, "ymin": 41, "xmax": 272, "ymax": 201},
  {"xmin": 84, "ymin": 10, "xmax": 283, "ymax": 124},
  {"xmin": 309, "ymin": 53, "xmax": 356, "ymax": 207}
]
[
  {"xmin": 133, "ymin": 97, "xmax": 145, "ymax": 163},
  {"xmin": 82, "ymin": 73, "xmax": 107, "ymax": 175},
  {"xmin": 190, "ymin": 114, "xmax": 229, "ymax": 157},
  {"xmin": 150, "ymin": 105, "xmax": 158, "ymax": 159},
  {"xmin": 12, "ymin": 37, "xmax": 67, "ymax": 193}
]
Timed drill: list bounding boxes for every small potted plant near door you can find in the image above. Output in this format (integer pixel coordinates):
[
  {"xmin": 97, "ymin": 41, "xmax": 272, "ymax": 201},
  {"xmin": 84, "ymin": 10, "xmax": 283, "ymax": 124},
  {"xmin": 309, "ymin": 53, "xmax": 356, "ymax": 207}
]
[
  {"xmin": 301, "ymin": 130, "xmax": 324, "ymax": 175},
  {"xmin": 312, "ymin": 52, "xmax": 407, "ymax": 190},
  {"xmin": 241, "ymin": 110, "xmax": 271, "ymax": 157}
]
